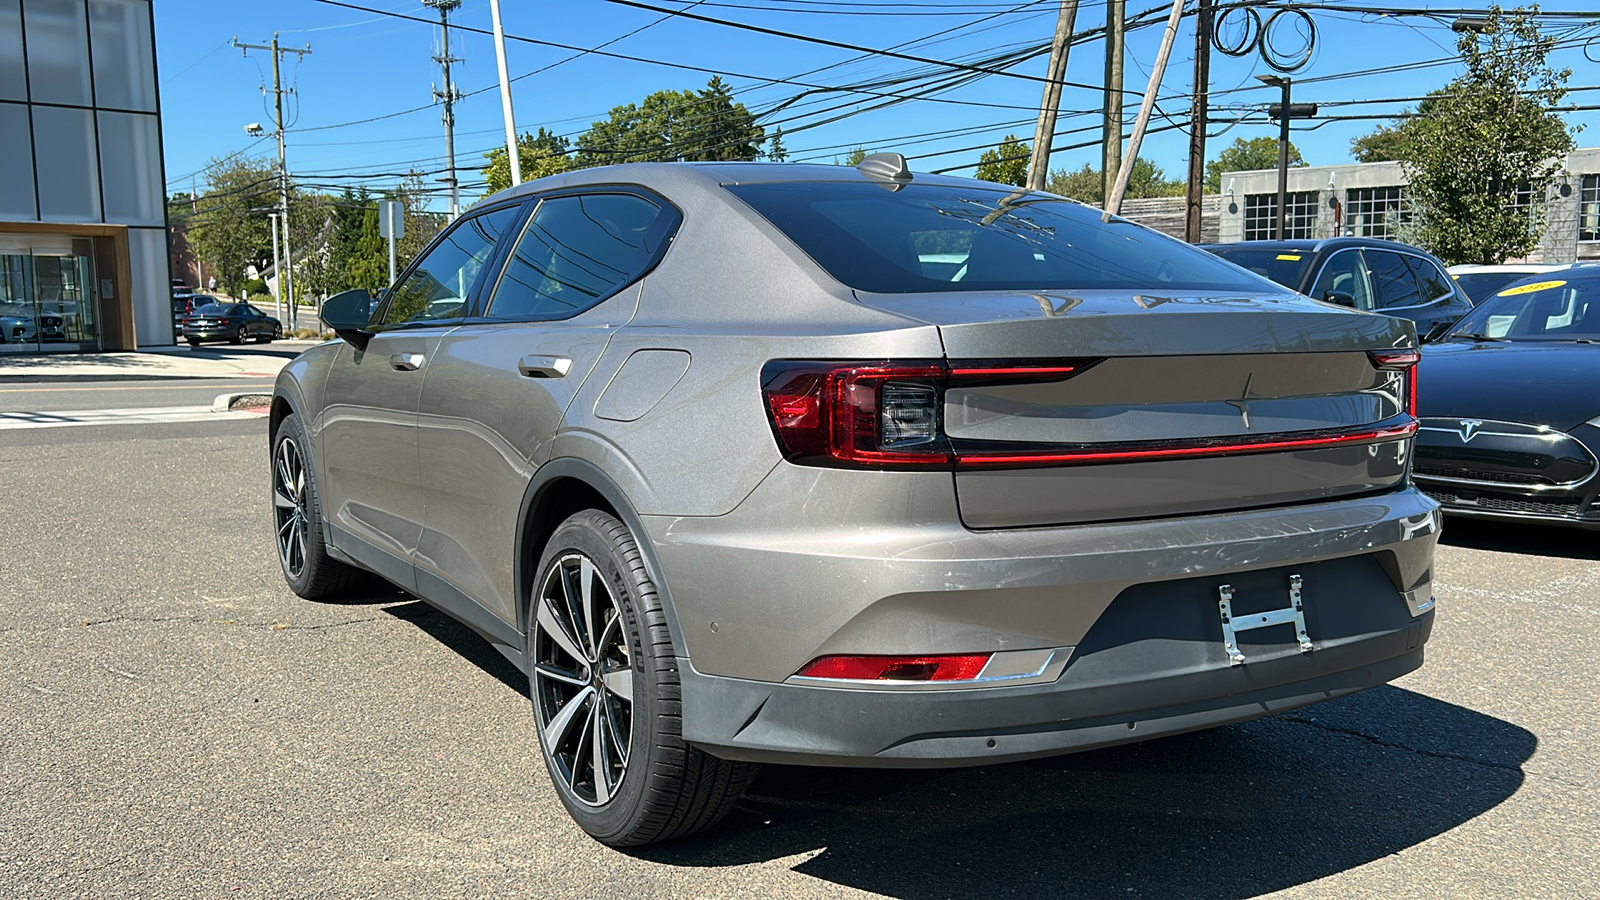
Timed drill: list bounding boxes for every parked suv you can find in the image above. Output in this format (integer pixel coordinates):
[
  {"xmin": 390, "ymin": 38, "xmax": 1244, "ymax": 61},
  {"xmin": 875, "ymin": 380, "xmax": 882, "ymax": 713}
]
[
  {"xmin": 272, "ymin": 160, "xmax": 1440, "ymax": 846},
  {"xmin": 1203, "ymin": 237, "xmax": 1474, "ymax": 340}
]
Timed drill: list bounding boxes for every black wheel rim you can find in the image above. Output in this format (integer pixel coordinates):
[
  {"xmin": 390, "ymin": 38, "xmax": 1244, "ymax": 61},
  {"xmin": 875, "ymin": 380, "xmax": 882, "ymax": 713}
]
[
  {"xmin": 532, "ymin": 553, "xmax": 633, "ymax": 807},
  {"xmin": 272, "ymin": 437, "xmax": 309, "ymax": 579}
]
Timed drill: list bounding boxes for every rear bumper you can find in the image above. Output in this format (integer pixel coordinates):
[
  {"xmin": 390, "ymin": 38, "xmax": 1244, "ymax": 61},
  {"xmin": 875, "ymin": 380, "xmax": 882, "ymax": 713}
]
[{"xmin": 683, "ymin": 610, "xmax": 1430, "ymax": 768}]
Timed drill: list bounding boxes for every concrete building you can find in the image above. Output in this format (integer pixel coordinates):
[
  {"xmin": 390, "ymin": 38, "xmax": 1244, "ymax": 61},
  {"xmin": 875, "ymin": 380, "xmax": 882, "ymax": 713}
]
[
  {"xmin": 0, "ymin": 0, "xmax": 169, "ymax": 353},
  {"xmin": 1216, "ymin": 149, "xmax": 1600, "ymax": 264}
]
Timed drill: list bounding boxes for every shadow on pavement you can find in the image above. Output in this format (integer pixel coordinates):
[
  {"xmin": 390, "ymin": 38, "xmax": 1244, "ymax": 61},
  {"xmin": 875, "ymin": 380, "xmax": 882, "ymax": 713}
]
[
  {"xmin": 1440, "ymin": 516, "xmax": 1600, "ymax": 560},
  {"xmin": 634, "ymin": 686, "xmax": 1530, "ymax": 899},
  {"xmin": 363, "ymin": 595, "xmax": 1531, "ymax": 899}
]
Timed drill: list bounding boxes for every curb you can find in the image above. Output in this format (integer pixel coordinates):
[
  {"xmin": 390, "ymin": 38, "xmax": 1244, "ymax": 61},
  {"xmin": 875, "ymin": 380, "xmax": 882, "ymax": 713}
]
[{"xmin": 213, "ymin": 392, "xmax": 274, "ymax": 413}]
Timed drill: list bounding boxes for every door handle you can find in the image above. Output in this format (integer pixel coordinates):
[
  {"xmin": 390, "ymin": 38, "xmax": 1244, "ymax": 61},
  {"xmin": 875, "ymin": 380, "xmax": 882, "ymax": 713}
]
[
  {"xmin": 389, "ymin": 353, "xmax": 426, "ymax": 371},
  {"xmin": 518, "ymin": 355, "xmax": 572, "ymax": 378}
]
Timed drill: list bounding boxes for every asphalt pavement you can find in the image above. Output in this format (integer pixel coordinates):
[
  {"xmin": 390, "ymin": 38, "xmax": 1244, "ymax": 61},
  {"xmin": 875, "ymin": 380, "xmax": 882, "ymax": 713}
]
[{"xmin": 0, "ymin": 371, "xmax": 1594, "ymax": 898}]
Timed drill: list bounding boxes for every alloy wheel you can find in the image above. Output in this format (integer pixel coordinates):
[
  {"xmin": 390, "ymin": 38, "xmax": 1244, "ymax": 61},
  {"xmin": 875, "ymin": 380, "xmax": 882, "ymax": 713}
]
[
  {"xmin": 532, "ymin": 553, "xmax": 633, "ymax": 807},
  {"xmin": 272, "ymin": 437, "xmax": 309, "ymax": 578}
]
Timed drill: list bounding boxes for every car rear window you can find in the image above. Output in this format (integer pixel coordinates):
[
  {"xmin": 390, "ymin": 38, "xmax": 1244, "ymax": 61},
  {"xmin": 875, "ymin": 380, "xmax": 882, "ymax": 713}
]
[
  {"xmin": 1202, "ymin": 247, "xmax": 1313, "ymax": 290},
  {"xmin": 725, "ymin": 181, "xmax": 1269, "ymax": 295},
  {"xmin": 193, "ymin": 304, "xmax": 229, "ymax": 315}
]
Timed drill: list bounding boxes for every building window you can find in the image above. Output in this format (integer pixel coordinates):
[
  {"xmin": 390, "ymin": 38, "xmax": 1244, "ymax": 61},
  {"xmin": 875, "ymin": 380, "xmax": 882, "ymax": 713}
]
[
  {"xmin": 1345, "ymin": 186, "xmax": 1408, "ymax": 239},
  {"xmin": 1580, "ymin": 175, "xmax": 1600, "ymax": 243},
  {"xmin": 1243, "ymin": 191, "xmax": 1318, "ymax": 240}
]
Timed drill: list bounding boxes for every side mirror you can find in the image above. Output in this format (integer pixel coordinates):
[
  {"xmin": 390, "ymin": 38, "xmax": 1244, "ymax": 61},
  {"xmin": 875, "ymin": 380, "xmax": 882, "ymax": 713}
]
[
  {"xmin": 1421, "ymin": 320, "xmax": 1453, "ymax": 343},
  {"xmin": 321, "ymin": 289, "xmax": 375, "ymax": 349},
  {"xmin": 1323, "ymin": 290, "xmax": 1356, "ymax": 308}
]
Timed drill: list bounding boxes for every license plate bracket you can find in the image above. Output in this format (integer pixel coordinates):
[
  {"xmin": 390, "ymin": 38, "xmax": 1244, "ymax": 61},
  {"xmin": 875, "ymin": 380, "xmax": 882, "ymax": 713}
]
[{"xmin": 1217, "ymin": 574, "xmax": 1313, "ymax": 666}]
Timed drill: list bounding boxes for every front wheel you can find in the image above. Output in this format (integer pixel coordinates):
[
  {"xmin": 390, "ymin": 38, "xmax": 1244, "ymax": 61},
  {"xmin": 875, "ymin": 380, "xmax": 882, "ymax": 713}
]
[
  {"xmin": 272, "ymin": 412, "xmax": 365, "ymax": 599},
  {"xmin": 529, "ymin": 510, "xmax": 754, "ymax": 846}
]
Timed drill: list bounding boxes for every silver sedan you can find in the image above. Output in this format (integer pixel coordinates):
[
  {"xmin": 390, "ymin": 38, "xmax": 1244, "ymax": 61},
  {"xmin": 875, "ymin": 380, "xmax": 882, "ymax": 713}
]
[{"xmin": 270, "ymin": 158, "xmax": 1439, "ymax": 846}]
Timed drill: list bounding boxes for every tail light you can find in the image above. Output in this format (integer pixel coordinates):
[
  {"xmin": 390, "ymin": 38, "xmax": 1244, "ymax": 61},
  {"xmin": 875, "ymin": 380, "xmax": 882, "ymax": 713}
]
[
  {"xmin": 1369, "ymin": 348, "xmax": 1420, "ymax": 416},
  {"xmin": 761, "ymin": 360, "xmax": 1092, "ymax": 469},
  {"xmin": 796, "ymin": 653, "xmax": 992, "ymax": 682}
]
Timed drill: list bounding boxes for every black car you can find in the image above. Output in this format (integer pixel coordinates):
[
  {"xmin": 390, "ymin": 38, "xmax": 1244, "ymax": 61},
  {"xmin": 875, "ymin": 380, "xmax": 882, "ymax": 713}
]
[
  {"xmin": 181, "ymin": 302, "xmax": 282, "ymax": 346},
  {"xmin": 1202, "ymin": 237, "xmax": 1474, "ymax": 340},
  {"xmin": 1414, "ymin": 271, "xmax": 1600, "ymax": 529}
]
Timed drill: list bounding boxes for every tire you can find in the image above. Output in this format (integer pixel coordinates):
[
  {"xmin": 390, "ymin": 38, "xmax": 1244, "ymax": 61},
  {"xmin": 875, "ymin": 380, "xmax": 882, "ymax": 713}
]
[
  {"xmin": 265, "ymin": 325, "xmax": 280, "ymax": 344},
  {"xmin": 528, "ymin": 510, "xmax": 755, "ymax": 846},
  {"xmin": 271, "ymin": 412, "xmax": 365, "ymax": 599},
  {"xmin": 186, "ymin": 339, "xmax": 200, "ymax": 347},
  {"xmin": 231, "ymin": 326, "xmax": 246, "ymax": 345}
]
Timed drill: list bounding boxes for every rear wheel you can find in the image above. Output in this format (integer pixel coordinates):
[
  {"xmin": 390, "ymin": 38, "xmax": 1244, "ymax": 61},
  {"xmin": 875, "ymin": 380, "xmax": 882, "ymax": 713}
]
[
  {"xmin": 186, "ymin": 339, "xmax": 200, "ymax": 347},
  {"xmin": 231, "ymin": 325, "xmax": 246, "ymax": 345},
  {"xmin": 272, "ymin": 412, "xmax": 364, "ymax": 599},
  {"xmin": 529, "ymin": 510, "xmax": 754, "ymax": 846}
]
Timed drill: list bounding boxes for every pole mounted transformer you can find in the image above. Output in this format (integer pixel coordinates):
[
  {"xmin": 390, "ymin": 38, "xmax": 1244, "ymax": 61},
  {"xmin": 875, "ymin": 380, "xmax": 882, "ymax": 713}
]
[{"xmin": 423, "ymin": 0, "xmax": 464, "ymax": 220}]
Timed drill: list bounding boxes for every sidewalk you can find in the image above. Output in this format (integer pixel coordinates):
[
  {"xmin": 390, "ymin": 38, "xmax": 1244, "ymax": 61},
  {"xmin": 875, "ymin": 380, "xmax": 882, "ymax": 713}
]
[{"xmin": 0, "ymin": 342, "xmax": 321, "ymax": 382}]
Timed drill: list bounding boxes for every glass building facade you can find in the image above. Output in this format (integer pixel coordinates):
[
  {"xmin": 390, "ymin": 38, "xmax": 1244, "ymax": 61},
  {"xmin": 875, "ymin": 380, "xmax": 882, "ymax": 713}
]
[{"xmin": 0, "ymin": 0, "xmax": 168, "ymax": 352}]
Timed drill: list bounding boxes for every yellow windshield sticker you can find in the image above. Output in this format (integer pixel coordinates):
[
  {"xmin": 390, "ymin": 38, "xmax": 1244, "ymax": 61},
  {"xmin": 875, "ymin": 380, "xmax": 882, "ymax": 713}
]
[
  {"xmin": 1275, "ymin": 254, "xmax": 1302, "ymax": 261},
  {"xmin": 1497, "ymin": 279, "xmax": 1566, "ymax": 297}
]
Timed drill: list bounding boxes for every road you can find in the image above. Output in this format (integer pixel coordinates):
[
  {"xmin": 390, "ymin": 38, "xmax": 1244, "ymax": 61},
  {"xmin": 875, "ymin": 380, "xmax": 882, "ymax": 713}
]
[{"xmin": 0, "ymin": 374, "xmax": 1594, "ymax": 898}]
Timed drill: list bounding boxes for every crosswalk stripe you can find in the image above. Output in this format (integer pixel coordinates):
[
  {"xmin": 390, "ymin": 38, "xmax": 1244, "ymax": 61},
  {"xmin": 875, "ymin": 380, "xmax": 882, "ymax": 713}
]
[{"xmin": 0, "ymin": 405, "xmax": 266, "ymax": 431}]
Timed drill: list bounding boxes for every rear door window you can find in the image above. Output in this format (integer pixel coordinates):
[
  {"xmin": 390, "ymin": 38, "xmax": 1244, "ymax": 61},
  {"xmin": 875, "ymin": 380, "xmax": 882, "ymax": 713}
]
[
  {"xmin": 1364, "ymin": 250, "xmax": 1424, "ymax": 309},
  {"xmin": 484, "ymin": 193, "xmax": 669, "ymax": 320},
  {"xmin": 727, "ymin": 181, "xmax": 1268, "ymax": 295},
  {"xmin": 1406, "ymin": 256, "xmax": 1454, "ymax": 302},
  {"xmin": 1308, "ymin": 249, "xmax": 1373, "ymax": 310}
]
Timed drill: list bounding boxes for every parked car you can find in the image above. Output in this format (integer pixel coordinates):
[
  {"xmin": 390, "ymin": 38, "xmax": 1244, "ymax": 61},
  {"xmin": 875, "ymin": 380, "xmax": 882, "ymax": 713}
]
[
  {"xmin": 181, "ymin": 302, "xmax": 282, "ymax": 346},
  {"xmin": 172, "ymin": 291, "xmax": 208, "ymax": 323},
  {"xmin": 1201, "ymin": 237, "xmax": 1474, "ymax": 340},
  {"xmin": 271, "ymin": 159, "xmax": 1439, "ymax": 846},
  {"xmin": 1414, "ymin": 270, "xmax": 1600, "ymax": 528},
  {"xmin": 1446, "ymin": 263, "xmax": 1578, "ymax": 304},
  {"xmin": 0, "ymin": 311, "xmax": 32, "ymax": 343}
]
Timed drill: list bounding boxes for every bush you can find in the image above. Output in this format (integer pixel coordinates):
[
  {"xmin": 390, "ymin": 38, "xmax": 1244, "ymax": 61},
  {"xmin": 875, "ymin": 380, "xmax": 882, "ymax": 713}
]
[
  {"xmin": 246, "ymin": 292, "xmax": 273, "ymax": 307},
  {"xmin": 242, "ymin": 278, "xmax": 269, "ymax": 296}
]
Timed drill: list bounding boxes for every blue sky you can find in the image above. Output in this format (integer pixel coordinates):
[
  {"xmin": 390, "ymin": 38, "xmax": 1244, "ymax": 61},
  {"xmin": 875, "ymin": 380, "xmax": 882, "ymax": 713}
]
[{"xmin": 154, "ymin": 1, "xmax": 1600, "ymax": 211}]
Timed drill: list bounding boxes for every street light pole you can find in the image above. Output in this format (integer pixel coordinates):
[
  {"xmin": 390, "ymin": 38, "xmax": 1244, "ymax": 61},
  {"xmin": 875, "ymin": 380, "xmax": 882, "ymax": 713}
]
[
  {"xmin": 1257, "ymin": 74, "xmax": 1317, "ymax": 241},
  {"xmin": 488, "ymin": 0, "xmax": 522, "ymax": 186}
]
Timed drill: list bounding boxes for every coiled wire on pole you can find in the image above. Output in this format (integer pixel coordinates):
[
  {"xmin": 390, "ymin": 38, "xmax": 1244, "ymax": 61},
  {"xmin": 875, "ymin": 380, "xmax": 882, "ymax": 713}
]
[{"xmin": 1212, "ymin": 4, "xmax": 1317, "ymax": 73}]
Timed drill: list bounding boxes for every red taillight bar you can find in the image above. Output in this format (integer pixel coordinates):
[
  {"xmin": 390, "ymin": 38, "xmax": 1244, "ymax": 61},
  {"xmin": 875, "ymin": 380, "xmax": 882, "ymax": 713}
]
[{"xmin": 955, "ymin": 420, "xmax": 1420, "ymax": 469}]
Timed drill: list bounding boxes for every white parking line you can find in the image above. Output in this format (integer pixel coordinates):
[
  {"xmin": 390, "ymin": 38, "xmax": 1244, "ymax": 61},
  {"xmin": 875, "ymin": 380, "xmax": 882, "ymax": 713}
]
[{"xmin": 0, "ymin": 404, "xmax": 266, "ymax": 430}]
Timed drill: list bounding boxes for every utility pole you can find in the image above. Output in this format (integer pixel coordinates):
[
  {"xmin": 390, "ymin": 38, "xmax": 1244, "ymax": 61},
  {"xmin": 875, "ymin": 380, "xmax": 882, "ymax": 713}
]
[
  {"xmin": 424, "ymin": 0, "xmax": 464, "ymax": 219},
  {"xmin": 268, "ymin": 212, "xmax": 282, "ymax": 322},
  {"xmin": 233, "ymin": 34, "xmax": 310, "ymax": 326},
  {"xmin": 1026, "ymin": 1, "xmax": 1081, "ymax": 192},
  {"xmin": 1184, "ymin": 0, "xmax": 1214, "ymax": 242},
  {"xmin": 1104, "ymin": 0, "xmax": 1186, "ymax": 219},
  {"xmin": 488, "ymin": 0, "xmax": 522, "ymax": 186},
  {"xmin": 1101, "ymin": 0, "xmax": 1125, "ymax": 205}
]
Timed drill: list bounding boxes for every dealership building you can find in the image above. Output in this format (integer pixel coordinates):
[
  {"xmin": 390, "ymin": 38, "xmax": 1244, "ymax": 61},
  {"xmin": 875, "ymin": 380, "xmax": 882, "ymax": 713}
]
[{"xmin": 0, "ymin": 0, "xmax": 170, "ymax": 353}]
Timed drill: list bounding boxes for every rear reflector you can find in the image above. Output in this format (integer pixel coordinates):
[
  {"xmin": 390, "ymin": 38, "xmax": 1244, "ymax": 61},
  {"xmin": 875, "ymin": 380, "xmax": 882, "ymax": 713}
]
[{"xmin": 797, "ymin": 654, "xmax": 992, "ymax": 682}]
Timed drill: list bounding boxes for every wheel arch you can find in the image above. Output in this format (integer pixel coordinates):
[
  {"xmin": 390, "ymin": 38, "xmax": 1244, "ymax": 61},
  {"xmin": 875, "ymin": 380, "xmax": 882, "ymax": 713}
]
[{"xmin": 515, "ymin": 459, "xmax": 688, "ymax": 660}]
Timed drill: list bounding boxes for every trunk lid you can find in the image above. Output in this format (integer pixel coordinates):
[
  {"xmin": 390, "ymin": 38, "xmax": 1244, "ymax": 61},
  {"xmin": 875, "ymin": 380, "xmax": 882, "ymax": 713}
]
[{"xmin": 857, "ymin": 289, "xmax": 1418, "ymax": 528}]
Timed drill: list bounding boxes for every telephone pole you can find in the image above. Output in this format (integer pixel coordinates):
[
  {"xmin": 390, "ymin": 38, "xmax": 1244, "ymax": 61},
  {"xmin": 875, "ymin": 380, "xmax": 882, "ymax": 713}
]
[
  {"xmin": 1101, "ymin": 0, "xmax": 1125, "ymax": 205},
  {"xmin": 1026, "ymin": 1, "xmax": 1081, "ymax": 192},
  {"xmin": 424, "ymin": 0, "xmax": 464, "ymax": 219},
  {"xmin": 233, "ymin": 34, "xmax": 310, "ymax": 326},
  {"xmin": 1184, "ymin": 0, "xmax": 1214, "ymax": 242}
]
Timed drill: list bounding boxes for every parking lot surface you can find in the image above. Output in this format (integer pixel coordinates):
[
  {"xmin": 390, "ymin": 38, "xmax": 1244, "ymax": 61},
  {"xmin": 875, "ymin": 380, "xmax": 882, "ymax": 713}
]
[{"xmin": 0, "ymin": 404, "xmax": 1594, "ymax": 898}]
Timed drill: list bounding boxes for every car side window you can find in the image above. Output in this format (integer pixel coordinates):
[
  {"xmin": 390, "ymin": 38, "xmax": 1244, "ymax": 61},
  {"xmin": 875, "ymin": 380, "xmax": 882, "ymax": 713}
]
[
  {"xmin": 382, "ymin": 205, "xmax": 521, "ymax": 327},
  {"xmin": 1364, "ymin": 250, "xmax": 1424, "ymax": 309},
  {"xmin": 484, "ymin": 193, "xmax": 666, "ymax": 320},
  {"xmin": 1309, "ymin": 250, "xmax": 1373, "ymax": 310},
  {"xmin": 1406, "ymin": 256, "xmax": 1454, "ymax": 302}
]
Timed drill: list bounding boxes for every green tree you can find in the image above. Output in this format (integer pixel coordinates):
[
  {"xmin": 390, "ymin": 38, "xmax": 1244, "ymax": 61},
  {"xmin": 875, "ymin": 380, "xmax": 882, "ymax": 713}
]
[
  {"xmin": 1395, "ymin": 8, "xmax": 1576, "ymax": 264},
  {"xmin": 1205, "ymin": 136, "xmax": 1306, "ymax": 193},
  {"xmin": 1047, "ymin": 159, "xmax": 1186, "ymax": 204},
  {"xmin": 766, "ymin": 127, "xmax": 787, "ymax": 162},
  {"xmin": 345, "ymin": 206, "xmax": 388, "ymax": 296},
  {"xmin": 483, "ymin": 127, "xmax": 577, "ymax": 195},
  {"xmin": 187, "ymin": 156, "xmax": 278, "ymax": 296},
  {"xmin": 838, "ymin": 146, "xmax": 869, "ymax": 167},
  {"xmin": 573, "ymin": 77, "xmax": 763, "ymax": 169},
  {"xmin": 975, "ymin": 134, "xmax": 1030, "ymax": 186}
]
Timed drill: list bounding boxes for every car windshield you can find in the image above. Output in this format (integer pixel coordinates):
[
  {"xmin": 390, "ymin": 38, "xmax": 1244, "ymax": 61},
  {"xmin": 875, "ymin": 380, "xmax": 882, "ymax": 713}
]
[
  {"xmin": 1446, "ymin": 277, "xmax": 1600, "ymax": 341},
  {"xmin": 725, "ymin": 181, "xmax": 1272, "ymax": 295},
  {"xmin": 1201, "ymin": 246, "xmax": 1313, "ymax": 290},
  {"xmin": 1451, "ymin": 271, "xmax": 1538, "ymax": 304},
  {"xmin": 193, "ymin": 304, "xmax": 231, "ymax": 316}
]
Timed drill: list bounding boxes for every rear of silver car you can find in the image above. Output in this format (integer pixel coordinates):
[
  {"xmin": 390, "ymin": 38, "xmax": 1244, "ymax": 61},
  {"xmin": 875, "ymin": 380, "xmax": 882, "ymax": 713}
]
[{"xmin": 578, "ymin": 170, "xmax": 1440, "ymax": 767}]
